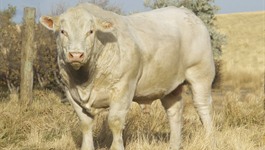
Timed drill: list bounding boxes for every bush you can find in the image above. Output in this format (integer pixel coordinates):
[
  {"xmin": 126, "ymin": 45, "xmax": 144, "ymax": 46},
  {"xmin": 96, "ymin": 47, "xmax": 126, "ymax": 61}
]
[
  {"xmin": 79, "ymin": 0, "xmax": 122, "ymax": 14},
  {"xmin": 0, "ymin": 5, "xmax": 21, "ymax": 92},
  {"xmin": 34, "ymin": 24, "xmax": 59, "ymax": 89},
  {"xmin": 0, "ymin": 6, "xmax": 61, "ymax": 94}
]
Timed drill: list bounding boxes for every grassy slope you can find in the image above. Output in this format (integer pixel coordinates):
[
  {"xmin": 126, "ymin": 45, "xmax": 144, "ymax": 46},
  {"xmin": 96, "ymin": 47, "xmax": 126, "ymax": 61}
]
[
  {"xmin": 215, "ymin": 11, "xmax": 265, "ymax": 90},
  {"xmin": 0, "ymin": 12, "xmax": 265, "ymax": 150}
]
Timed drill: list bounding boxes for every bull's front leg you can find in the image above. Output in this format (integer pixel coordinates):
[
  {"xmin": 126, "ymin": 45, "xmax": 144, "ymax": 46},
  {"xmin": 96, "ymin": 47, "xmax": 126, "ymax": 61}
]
[
  {"xmin": 108, "ymin": 81, "xmax": 136, "ymax": 150},
  {"xmin": 65, "ymin": 89, "xmax": 95, "ymax": 150}
]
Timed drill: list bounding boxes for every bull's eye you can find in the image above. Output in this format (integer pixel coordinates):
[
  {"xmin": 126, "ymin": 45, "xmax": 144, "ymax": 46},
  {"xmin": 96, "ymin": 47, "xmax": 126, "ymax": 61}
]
[
  {"xmin": 60, "ymin": 30, "xmax": 68, "ymax": 36},
  {"xmin": 86, "ymin": 30, "xmax": 93, "ymax": 36}
]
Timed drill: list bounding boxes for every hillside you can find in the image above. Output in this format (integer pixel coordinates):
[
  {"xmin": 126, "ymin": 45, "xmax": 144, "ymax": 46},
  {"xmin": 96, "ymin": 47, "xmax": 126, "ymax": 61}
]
[{"xmin": 215, "ymin": 11, "xmax": 265, "ymax": 90}]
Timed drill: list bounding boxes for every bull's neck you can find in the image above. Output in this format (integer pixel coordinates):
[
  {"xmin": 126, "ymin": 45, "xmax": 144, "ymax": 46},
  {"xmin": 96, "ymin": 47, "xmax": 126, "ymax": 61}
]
[{"xmin": 64, "ymin": 62, "xmax": 91, "ymax": 86}]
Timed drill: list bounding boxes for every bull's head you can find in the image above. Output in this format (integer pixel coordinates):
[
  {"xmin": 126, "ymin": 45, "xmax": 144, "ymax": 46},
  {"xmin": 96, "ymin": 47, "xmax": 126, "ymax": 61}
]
[{"xmin": 40, "ymin": 8, "xmax": 114, "ymax": 70}]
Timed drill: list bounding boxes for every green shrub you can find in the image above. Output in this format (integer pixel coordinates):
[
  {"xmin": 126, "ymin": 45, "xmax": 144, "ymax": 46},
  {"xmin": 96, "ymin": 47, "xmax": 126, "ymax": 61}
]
[{"xmin": 0, "ymin": 5, "xmax": 21, "ymax": 92}]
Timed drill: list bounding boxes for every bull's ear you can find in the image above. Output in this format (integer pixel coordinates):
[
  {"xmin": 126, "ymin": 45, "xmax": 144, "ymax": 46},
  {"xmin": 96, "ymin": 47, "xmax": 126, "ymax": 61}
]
[
  {"xmin": 39, "ymin": 16, "xmax": 59, "ymax": 31},
  {"xmin": 95, "ymin": 18, "xmax": 114, "ymax": 32}
]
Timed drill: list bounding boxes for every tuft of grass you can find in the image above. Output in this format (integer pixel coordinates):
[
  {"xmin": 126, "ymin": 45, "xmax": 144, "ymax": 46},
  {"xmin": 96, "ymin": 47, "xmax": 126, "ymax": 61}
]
[{"xmin": 222, "ymin": 91, "xmax": 264, "ymax": 127}]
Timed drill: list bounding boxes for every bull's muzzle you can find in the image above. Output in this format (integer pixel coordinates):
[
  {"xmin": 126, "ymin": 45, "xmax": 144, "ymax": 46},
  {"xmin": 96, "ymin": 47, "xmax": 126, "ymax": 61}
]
[{"xmin": 67, "ymin": 52, "xmax": 84, "ymax": 70}]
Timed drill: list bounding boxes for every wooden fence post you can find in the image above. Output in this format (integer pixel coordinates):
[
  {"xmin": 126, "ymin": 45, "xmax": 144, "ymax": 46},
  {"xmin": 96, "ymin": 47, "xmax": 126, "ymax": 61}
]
[{"xmin": 20, "ymin": 7, "xmax": 36, "ymax": 105}]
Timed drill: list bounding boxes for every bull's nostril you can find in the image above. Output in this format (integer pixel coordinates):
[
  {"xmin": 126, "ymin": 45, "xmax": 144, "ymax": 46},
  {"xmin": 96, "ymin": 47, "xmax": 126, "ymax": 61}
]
[
  {"xmin": 68, "ymin": 52, "xmax": 84, "ymax": 61},
  {"xmin": 80, "ymin": 53, "xmax": 84, "ymax": 58},
  {"xmin": 69, "ymin": 53, "xmax": 74, "ymax": 58}
]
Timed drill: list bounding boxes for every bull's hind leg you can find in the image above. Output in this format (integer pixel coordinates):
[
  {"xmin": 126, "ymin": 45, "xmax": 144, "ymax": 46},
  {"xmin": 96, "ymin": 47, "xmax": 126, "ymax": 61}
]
[
  {"xmin": 160, "ymin": 85, "xmax": 184, "ymax": 150},
  {"xmin": 185, "ymin": 64, "xmax": 215, "ymax": 147}
]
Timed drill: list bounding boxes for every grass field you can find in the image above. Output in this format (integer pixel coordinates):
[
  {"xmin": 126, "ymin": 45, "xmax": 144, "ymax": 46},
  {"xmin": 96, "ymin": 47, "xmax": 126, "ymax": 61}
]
[
  {"xmin": 216, "ymin": 11, "xmax": 265, "ymax": 90},
  {"xmin": 0, "ymin": 12, "xmax": 264, "ymax": 150}
]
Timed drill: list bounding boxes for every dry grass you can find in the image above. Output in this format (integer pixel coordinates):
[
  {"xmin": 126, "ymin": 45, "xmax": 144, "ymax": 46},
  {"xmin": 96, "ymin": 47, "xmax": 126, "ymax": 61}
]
[
  {"xmin": 0, "ymin": 90, "xmax": 79, "ymax": 150},
  {"xmin": 0, "ymin": 89, "xmax": 264, "ymax": 150},
  {"xmin": 215, "ymin": 11, "xmax": 265, "ymax": 90},
  {"xmin": 0, "ymin": 12, "xmax": 265, "ymax": 150}
]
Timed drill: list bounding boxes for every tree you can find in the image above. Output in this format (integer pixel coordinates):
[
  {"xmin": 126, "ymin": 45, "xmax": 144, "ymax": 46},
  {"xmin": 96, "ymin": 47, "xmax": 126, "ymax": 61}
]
[
  {"xmin": 0, "ymin": 5, "xmax": 16, "ymax": 27},
  {"xmin": 0, "ymin": 5, "xmax": 21, "ymax": 94},
  {"xmin": 50, "ymin": 0, "xmax": 122, "ymax": 15},
  {"xmin": 144, "ymin": 0, "xmax": 225, "ymax": 58},
  {"xmin": 51, "ymin": 2, "xmax": 70, "ymax": 15},
  {"xmin": 79, "ymin": 0, "xmax": 122, "ymax": 14}
]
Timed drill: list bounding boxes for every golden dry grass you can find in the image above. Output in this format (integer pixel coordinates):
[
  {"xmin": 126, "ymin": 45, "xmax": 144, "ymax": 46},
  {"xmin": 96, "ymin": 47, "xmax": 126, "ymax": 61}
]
[
  {"xmin": 0, "ymin": 89, "xmax": 264, "ymax": 150},
  {"xmin": 215, "ymin": 11, "xmax": 265, "ymax": 90},
  {"xmin": 0, "ymin": 12, "xmax": 264, "ymax": 150}
]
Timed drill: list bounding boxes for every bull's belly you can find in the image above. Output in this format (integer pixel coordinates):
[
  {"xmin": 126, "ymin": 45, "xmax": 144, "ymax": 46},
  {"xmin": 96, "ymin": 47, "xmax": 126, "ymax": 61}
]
[
  {"xmin": 133, "ymin": 88, "xmax": 168, "ymax": 103},
  {"xmin": 133, "ymin": 75, "xmax": 185, "ymax": 103}
]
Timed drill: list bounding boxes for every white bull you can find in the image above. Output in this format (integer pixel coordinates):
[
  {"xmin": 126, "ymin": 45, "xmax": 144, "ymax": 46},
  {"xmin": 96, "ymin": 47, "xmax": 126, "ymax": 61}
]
[{"xmin": 40, "ymin": 3, "xmax": 215, "ymax": 150}]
